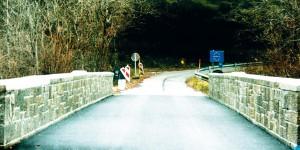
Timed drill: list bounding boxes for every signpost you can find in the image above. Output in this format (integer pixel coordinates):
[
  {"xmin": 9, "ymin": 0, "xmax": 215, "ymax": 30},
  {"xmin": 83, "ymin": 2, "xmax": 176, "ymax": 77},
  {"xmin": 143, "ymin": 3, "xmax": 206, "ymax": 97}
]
[
  {"xmin": 210, "ymin": 50, "xmax": 224, "ymax": 72},
  {"xmin": 199, "ymin": 59, "xmax": 201, "ymax": 70},
  {"xmin": 131, "ymin": 53, "xmax": 140, "ymax": 77},
  {"xmin": 120, "ymin": 66, "xmax": 130, "ymax": 82},
  {"xmin": 210, "ymin": 50, "xmax": 224, "ymax": 63}
]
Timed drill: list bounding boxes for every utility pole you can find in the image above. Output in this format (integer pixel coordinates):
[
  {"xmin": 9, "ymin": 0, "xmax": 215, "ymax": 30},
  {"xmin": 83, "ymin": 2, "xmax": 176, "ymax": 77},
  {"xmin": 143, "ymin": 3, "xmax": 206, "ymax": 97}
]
[{"xmin": 198, "ymin": 58, "xmax": 201, "ymax": 70}]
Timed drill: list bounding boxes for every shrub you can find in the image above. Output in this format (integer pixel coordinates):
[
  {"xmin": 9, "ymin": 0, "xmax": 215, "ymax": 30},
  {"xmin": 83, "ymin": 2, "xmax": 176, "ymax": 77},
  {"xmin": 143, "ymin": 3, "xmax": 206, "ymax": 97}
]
[{"xmin": 186, "ymin": 76, "xmax": 209, "ymax": 94}]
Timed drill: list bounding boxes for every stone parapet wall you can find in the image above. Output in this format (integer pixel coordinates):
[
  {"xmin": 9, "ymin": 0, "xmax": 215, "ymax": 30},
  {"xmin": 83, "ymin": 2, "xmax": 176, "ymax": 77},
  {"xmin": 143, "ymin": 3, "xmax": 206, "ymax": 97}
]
[
  {"xmin": 209, "ymin": 72, "xmax": 300, "ymax": 149},
  {"xmin": 0, "ymin": 71, "xmax": 113, "ymax": 147}
]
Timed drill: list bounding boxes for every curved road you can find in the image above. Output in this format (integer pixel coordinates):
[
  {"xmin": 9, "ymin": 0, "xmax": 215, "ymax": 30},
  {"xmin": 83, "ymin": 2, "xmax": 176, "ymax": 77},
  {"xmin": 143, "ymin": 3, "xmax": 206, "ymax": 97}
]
[{"xmin": 15, "ymin": 70, "xmax": 290, "ymax": 150}]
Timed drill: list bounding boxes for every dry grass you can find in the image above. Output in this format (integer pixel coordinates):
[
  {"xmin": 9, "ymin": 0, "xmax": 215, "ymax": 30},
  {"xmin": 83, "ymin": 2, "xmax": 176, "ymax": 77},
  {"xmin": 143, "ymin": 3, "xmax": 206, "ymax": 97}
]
[
  {"xmin": 244, "ymin": 63, "xmax": 300, "ymax": 78},
  {"xmin": 186, "ymin": 76, "xmax": 209, "ymax": 94}
]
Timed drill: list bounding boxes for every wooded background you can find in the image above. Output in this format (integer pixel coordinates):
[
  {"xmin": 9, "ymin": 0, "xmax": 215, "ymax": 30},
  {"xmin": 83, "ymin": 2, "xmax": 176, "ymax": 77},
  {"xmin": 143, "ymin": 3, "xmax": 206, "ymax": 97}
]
[
  {"xmin": 230, "ymin": 0, "xmax": 300, "ymax": 78},
  {"xmin": 0, "ymin": 0, "xmax": 154, "ymax": 78},
  {"xmin": 1, "ymin": 0, "xmax": 299, "ymax": 78}
]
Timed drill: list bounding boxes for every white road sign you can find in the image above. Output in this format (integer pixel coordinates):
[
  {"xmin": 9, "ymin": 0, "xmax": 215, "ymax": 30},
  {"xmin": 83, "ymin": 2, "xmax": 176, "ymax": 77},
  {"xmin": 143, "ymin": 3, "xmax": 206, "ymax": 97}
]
[{"xmin": 131, "ymin": 53, "xmax": 140, "ymax": 62}]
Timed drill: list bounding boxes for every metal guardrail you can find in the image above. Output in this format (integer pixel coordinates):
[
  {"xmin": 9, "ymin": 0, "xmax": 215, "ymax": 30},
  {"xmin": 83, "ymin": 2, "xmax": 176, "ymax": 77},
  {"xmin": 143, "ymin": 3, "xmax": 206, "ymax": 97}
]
[
  {"xmin": 195, "ymin": 68, "xmax": 209, "ymax": 81},
  {"xmin": 194, "ymin": 62, "xmax": 262, "ymax": 81}
]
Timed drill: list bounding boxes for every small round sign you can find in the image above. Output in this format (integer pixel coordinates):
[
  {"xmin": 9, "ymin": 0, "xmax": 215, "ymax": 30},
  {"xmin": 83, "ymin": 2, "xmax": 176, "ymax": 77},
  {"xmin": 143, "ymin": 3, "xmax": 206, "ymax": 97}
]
[{"xmin": 131, "ymin": 53, "xmax": 140, "ymax": 62}]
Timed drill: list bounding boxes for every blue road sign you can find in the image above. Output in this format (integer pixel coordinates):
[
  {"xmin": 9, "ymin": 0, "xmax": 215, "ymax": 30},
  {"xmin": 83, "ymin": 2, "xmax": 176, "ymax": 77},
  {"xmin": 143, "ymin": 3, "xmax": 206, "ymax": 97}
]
[{"xmin": 210, "ymin": 50, "xmax": 224, "ymax": 63}]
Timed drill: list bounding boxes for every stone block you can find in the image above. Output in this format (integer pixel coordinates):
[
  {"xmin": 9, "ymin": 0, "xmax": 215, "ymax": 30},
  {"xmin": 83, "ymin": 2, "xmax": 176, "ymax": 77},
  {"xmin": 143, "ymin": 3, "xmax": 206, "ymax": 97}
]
[
  {"xmin": 285, "ymin": 111, "xmax": 298, "ymax": 124},
  {"xmin": 14, "ymin": 90, "xmax": 25, "ymax": 108},
  {"xmin": 0, "ymin": 125, "xmax": 4, "ymax": 145},
  {"xmin": 263, "ymin": 115, "xmax": 269, "ymax": 127},
  {"xmin": 32, "ymin": 115, "xmax": 40, "ymax": 129},
  {"xmin": 253, "ymin": 85, "xmax": 261, "ymax": 95},
  {"xmin": 19, "ymin": 111, "xmax": 25, "ymax": 121},
  {"xmin": 279, "ymin": 126, "xmax": 287, "ymax": 139},
  {"xmin": 37, "ymin": 104, "xmax": 45, "ymax": 114},
  {"xmin": 262, "ymin": 101, "xmax": 269, "ymax": 111},
  {"xmin": 35, "ymin": 95, "xmax": 44, "ymax": 106},
  {"xmin": 269, "ymin": 121, "xmax": 274, "ymax": 131},
  {"xmin": 249, "ymin": 108, "xmax": 255, "ymax": 118},
  {"xmin": 256, "ymin": 95, "xmax": 263, "ymax": 106},
  {"xmin": 273, "ymin": 101, "xmax": 280, "ymax": 113},
  {"xmin": 273, "ymin": 120, "xmax": 279, "ymax": 133},
  {"xmin": 234, "ymin": 100, "xmax": 240, "ymax": 110},
  {"xmin": 14, "ymin": 107, "xmax": 20, "ymax": 121},
  {"xmin": 283, "ymin": 92, "xmax": 298, "ymax": 111},
  {"xmin": 27, "ymin": 118, "xmax": 34, "ymax": 132},
  {"xmin": 54, "ymin": 96, "xmax": 62, "ymax": 104},
  {"xmin": 4, "ymin": 95, "xmax": 15, "ymax": 124},
  {"xmin": 263, "ymin": 87, "xmax": 271, "ymax": 102},
  {"xmin": 0, "ymin": 94, "xmax": 4, "ymax": 107},
  {"xmin": 287, "ymin": 123, "xmax": 298, "ymax": 144},
  {"xmin": 55, "ymin": 107, "xmax": 61, "ymax": 118},
  {"xmin": 241, "ymin": 106, "xmax": 246, "ymax": 114},
  {"xmin": 14, "ymin": 121, "xmax": 21, "ymax": 138},
  {"xmin": 255, "ymin": 113, "xmax": 261, "ymax": 123},
  {"xmin": 74, "ymin": 81, "xmax": 80, "ymax": 89},
  {"xmin": 57, "ymin": 84, "xmax": 64, "ymax": 95},
  {"xmin": 49, "ymin": 109, "xmax": 55, "ymax": 121},
  {"xmin": 23, "ymin": 95, "xmax": 34, "ymax": 112},
  {"xmin": 42, "ymin": 111, "xmax": 50, "ymax": 125},
  {"xmin": 33, "ymin": 87, "xmax": 42, "ymax": 97},
  {"xmin": 64, "ymin": 106, "xmax": 70, "ymax": 113},
  {"xmin": 43, "ymin": 92, "xmax": 49, "ymax": 102},
  {"xmin": 0, "ymin": 104, "xmax": 4, "ymax": 124},
  {"xmin": 256, "ymin": 106, "xmax": 263, "ymax": 114},
  {"xmin": 0, "ymin": 85, "xmax": 5, "ymax": 93},
  {"xmin": 29, "ymin": 104, "xmax": 37, "ymax": 117}
]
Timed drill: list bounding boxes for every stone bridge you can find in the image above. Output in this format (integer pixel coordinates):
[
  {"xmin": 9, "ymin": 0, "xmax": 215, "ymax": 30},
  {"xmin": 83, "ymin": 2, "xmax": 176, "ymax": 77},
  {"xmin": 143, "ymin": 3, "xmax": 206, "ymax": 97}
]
[{"xmin": 0, "ymin": 70, "xmax": 298, "ymax": 150}]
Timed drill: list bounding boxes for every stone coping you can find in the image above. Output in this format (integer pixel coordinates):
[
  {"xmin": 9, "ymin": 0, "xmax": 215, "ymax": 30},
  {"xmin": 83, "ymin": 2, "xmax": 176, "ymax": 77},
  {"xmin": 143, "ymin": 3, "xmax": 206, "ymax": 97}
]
[
  {"xmin": 0, "ymin": 71, "xmax": 113, "ymax": 91},
  {"xmin": 209, "ymin": 72, "xmax": 300, "ymax": 92}
]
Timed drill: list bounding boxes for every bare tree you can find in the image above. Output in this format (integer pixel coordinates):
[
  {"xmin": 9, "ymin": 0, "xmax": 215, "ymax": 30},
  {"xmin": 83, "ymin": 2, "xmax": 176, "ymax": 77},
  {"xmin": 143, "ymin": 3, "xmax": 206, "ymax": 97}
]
[
  {"xmin": 231, "ymin": 0, "xmax": 300, "ymax": 77},
  {"xmin": 0, "ymin": 0, "xmax": 156, "ymax": 78}
]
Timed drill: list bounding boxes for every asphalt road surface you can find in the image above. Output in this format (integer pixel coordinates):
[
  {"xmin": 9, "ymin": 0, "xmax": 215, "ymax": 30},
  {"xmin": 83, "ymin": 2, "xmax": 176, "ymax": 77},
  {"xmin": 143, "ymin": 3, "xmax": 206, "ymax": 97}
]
[{"xmin": 15, "ymin": 70, "xmax": 290, "ymax": 150}]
